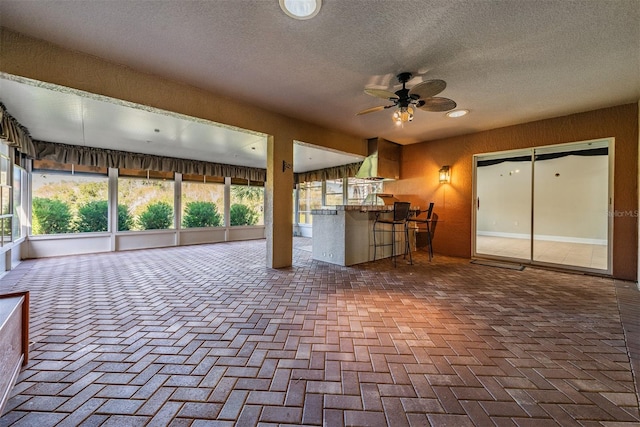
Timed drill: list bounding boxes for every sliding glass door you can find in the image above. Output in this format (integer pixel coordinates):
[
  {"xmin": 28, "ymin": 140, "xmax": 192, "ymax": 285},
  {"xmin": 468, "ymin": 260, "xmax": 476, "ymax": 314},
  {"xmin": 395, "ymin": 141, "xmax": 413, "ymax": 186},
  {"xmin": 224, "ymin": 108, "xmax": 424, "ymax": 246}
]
[
  {"xmin": 473, "ymin": 139, "xmax": 612, "ymax": 273},
  {"xmin": 532, "ymin": 141, "xmax": 610, "ymax": 270},
  {"xmin": 474, "ymin": 150, "xmax": 532, "ymax": 261}
]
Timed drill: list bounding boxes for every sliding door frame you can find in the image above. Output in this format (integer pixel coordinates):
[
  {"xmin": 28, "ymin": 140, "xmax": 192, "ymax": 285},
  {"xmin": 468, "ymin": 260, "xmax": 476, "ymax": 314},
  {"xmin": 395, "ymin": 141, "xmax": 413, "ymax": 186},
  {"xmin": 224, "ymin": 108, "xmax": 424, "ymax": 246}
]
[{"xmin": 472, "ymin": 138, "xmax": 614, "ymax": 276}]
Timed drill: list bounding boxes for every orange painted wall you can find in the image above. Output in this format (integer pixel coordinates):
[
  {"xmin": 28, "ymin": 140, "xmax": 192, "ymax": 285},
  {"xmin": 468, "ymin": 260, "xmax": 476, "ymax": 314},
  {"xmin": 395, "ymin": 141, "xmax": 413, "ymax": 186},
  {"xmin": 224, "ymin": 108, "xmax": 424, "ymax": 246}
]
[{"xmin": 385, "ymin": 104, "xmax": 638, "ymax": 281}]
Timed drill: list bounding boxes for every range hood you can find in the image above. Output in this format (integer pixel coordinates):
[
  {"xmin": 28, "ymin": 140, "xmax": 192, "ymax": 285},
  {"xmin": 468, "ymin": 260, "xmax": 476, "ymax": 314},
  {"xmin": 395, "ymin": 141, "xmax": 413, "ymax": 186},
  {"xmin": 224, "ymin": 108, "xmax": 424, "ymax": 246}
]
[{"xmin": 355, "ymin": 137, "xmax": 401, "ymax": 180}]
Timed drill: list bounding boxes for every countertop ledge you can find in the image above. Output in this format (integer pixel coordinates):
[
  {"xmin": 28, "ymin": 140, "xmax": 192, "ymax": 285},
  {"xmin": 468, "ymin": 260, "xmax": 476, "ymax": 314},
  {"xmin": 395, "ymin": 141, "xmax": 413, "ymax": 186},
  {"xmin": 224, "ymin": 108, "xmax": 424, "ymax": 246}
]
[{"xmin": 311, "ymin": 205, "xmax": 392, "ymax": 214}]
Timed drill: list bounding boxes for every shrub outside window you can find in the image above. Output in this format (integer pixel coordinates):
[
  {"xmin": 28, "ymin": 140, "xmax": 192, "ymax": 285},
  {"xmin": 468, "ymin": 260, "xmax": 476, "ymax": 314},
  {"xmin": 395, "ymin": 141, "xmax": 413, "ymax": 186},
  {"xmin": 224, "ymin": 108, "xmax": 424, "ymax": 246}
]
[
  {"xmin": 118, "ymin": 169, "xmax": 174, "ymax": 231},
  {"xmin": 230, "ymin": 180, "xmax": 264, "ymax": 226},
  {"xmin": 31, "ymin": 162, "xmax": 109, "ymax": 235},
  {"xmin": 181, "ymin": 175, "xmax": 225, "ymax": 228}
]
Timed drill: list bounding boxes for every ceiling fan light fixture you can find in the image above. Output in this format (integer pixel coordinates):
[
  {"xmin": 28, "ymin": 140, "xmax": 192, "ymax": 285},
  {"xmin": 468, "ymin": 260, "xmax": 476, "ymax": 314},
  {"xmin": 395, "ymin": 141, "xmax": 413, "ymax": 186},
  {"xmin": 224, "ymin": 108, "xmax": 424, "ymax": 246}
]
[
  {"xmin": 446, "ymin": 109, "xmax": 469, "ymax": 118},
  {"xmin": 392, "ymin": 106, "xmax": 414, "ymax": 124},
  {"xmin": 279, "ymin": 0, "xmax": 321, "ymax": 20}
]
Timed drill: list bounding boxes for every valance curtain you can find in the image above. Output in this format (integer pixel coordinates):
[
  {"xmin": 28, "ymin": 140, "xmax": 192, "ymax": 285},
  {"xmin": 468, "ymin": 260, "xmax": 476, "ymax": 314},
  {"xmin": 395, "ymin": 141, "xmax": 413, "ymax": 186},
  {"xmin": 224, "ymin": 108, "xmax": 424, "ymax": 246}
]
[
  {"xmin": 2, "ymin": 100, "xmax": 361, "ymax": 184},
  {"xmin": 294, "ymin": 162, "xmax": 362, "ymax": 184},
  {"xmin": 34, "ymin": 140, "xmax": 267, "ymax": 182},
  {"xmin": 0, "ymin": 103, "xmax": 36, "ymax": 157}
]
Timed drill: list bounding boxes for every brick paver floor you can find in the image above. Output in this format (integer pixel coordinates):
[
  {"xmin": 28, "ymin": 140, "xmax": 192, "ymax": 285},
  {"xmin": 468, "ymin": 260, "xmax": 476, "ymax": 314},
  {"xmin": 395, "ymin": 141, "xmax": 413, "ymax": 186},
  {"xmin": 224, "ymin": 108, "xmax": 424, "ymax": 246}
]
[{"xmin": 0, "ymin": 238, "xmax": 638, "ymax": 426}]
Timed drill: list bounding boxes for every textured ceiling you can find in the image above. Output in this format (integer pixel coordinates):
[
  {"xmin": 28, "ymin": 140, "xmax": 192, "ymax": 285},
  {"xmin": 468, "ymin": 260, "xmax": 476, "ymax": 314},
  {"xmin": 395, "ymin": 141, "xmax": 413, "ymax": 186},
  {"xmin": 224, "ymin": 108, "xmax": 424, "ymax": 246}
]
[{"xmin": 0, "ymin": 0, "xmax": 638, "ymax": 165}]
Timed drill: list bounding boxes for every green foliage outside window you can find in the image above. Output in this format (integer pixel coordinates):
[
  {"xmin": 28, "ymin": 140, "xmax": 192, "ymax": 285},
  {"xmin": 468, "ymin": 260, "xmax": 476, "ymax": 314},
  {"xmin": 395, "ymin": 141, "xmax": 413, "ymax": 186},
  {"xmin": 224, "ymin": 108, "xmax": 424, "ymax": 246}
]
[
  {"xmin": 182, "ymin": 201, "xmax": 222, "ymax": 228},
  {"xmin": 32, "ymin": 173, "xmax": 265, "ymax": 233},
  {"xmin": 138, "ymin": 201, "xmax": 173, "ymax": 230},
  {"xmin": 230, "ymin": 185, "xmax": 264, "ymax": 225},
  {"xmin": 75, "ymin": 200, "xmax": 108, "ymax": 232},
  {"xmin": 75, "ymin": 200, "xmax": 134, "ymax": 232},
  {"xmin": 32, "ymin": 174, "xmax": 109, "ymax": 235},
  {"xmin": 32, "ymin": 197, "xmax": 73, "ymax": 235},
  {"xmin": 230, "ymin": 185, "xmax": 262, "ymax": 202},
  {"xmin": 118, "ymin": 178, "xmax": 174, "ymax": 231},
  {"xmin": 118, "ymin": 205, "xmax": 134, "ymax": 231},
  {"xmin": 33, "ymin": 198, "xmax": 134, "ymax": 234},
  {"xmin": 230, "ymin": 203, "xmax": 258, "ymax": 226}
]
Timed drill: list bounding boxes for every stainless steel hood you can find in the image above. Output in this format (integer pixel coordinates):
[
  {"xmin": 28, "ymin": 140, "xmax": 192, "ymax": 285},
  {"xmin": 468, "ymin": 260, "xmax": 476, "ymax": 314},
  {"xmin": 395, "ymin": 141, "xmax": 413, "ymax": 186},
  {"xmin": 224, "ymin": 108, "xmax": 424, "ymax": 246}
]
[{"xmin": 355, "ymin": 137, "xmax": 401, "ymax": 180}]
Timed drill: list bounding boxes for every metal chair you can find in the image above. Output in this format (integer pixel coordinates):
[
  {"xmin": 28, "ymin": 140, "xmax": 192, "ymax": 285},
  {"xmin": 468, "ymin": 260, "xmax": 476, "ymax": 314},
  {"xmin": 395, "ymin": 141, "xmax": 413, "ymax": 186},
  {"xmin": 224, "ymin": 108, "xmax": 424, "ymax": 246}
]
[
  {"xmin": 373, "ymin": 201, "xmax": 413, "ymax": 266},
  {"xmin": 412, "ymin": 202, "xmax": 434, "ymax": 261}
]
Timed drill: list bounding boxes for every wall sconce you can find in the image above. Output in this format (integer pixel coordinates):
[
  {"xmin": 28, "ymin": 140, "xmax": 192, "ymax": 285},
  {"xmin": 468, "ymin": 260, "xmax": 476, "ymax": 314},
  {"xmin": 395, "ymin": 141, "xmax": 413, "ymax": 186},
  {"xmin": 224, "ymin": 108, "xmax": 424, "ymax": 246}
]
[
  {"xmin": 439, "ymin": 165, "xmax": 451, "ymax": 184},
  {"xmin": 282, "ymin": 160, "xmax": 292, "ymax": 172}
]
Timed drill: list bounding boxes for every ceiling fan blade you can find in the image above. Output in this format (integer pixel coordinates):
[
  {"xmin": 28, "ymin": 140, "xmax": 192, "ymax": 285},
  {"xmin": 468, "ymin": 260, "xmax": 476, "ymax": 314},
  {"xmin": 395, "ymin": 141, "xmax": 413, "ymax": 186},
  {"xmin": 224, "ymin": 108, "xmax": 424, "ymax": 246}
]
[
  {"xmin": 409, "ymin": 79, "xmax": 447, "ymax": 99},
  {"xmin": 356, "ymin": 105, "xmax": 387, "ymax": 115},
  {"xmin": 418, "ymin": 97, "xmax": 457, "ymax": 112},
  {"xmin": 364, "ymin": 88, "xmax": 399, "ymax": 100}
]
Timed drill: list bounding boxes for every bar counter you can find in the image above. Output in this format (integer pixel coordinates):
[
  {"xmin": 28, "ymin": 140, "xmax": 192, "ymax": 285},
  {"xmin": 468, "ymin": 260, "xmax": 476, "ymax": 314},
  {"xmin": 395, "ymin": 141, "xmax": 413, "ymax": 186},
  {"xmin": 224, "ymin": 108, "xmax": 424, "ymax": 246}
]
[{"xmin": 311, "ymin": 205, "xmax": 398, "ymax": 266}]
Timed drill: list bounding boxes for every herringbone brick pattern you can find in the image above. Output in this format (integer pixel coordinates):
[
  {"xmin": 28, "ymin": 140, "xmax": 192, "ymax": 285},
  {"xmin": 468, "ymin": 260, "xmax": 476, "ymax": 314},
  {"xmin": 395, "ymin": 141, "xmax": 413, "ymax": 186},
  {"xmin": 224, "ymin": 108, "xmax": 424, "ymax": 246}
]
[{"xmin": 0, "ymin": 238, "xmax": 638, "ymax": 426}]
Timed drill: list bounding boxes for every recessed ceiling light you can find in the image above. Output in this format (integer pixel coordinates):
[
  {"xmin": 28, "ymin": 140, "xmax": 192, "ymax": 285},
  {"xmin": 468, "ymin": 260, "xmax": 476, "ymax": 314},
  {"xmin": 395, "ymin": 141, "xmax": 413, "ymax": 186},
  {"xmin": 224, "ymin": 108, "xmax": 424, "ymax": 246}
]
[
  {"xmin": 446, "ymin": 109, "xmax": 469, "ymax": 118},
  {"xmin": 279, "ymin": 0, "xmax": 321, "ymax": 20}
]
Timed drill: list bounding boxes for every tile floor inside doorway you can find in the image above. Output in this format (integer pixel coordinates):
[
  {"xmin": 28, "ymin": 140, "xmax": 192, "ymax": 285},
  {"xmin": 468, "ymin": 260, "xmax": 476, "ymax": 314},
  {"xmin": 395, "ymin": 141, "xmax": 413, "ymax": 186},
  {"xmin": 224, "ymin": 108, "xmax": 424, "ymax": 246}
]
[
  {"xmin": 476, "ymin": 236, "xmax": 608, "ymax": 270},
  {"xmin": 0, "ymin": 238, "xmax": 638, "ymax": 426}
]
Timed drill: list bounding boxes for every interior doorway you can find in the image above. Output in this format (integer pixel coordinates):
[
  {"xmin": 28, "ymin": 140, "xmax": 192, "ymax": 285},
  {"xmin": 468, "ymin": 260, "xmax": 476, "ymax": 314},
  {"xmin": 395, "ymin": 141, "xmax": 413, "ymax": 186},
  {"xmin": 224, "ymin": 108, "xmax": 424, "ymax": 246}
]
[{"xmin": 473, "ymin": 139, "xmax": 612, "ymax": 274}]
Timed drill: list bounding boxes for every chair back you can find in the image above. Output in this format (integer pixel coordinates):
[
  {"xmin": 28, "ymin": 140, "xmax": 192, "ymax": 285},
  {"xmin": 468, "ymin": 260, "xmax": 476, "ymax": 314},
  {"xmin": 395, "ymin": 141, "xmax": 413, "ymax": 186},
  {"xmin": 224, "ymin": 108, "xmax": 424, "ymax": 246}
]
[
  {"xmin": 425, "ymin": 202, "xmax": 434, "ymax": 220},
  {"xmin": 393, "ymin": 202, "xmax": 412, "ymax": 222}
]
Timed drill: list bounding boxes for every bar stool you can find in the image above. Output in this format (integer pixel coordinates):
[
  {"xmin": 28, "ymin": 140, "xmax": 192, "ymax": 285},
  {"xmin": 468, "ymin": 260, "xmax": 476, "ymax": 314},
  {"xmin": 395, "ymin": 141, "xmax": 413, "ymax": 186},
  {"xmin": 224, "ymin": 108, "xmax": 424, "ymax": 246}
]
[
  {"xmin": 412, "ymin": 202, "xmax": 434, "ymax": 261},
  {"xmin": 373, "ymin": 201, "xmax": 413, "ymax": 266}
]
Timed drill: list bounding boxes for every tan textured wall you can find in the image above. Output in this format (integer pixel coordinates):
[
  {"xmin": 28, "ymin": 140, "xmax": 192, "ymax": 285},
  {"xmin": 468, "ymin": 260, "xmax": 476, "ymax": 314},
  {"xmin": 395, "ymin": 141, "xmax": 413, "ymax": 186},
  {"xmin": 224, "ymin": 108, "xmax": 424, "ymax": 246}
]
[
  {"xmin": 0, "ymin": 28, "xmax": 366, "ymax": 157},
  {"xmin": 386, "ymin": 104, "xmax": 639, "ymax": 281}
]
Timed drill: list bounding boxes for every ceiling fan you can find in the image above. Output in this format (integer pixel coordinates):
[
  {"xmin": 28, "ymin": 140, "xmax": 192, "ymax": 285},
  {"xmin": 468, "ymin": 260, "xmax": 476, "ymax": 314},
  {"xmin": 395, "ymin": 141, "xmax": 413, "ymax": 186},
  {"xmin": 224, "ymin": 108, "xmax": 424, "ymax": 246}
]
[{"xmin": 357, "ymin": 72, "xmax": 456, "ymax": 124}]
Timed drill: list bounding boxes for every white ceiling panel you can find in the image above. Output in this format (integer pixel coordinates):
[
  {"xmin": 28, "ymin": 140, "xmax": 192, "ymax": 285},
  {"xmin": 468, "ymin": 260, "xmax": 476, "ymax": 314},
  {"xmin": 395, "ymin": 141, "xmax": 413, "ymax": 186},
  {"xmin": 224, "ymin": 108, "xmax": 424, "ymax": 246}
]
[
  {"xmin": 294, "ymin": 142, "xmax": 363, "ymax": 173},
  {"xmin": 1, "ymin": 78, "xmax": 85, "ymax": 145},
  {"xmin": 0, "ymin": 75, "xmax": 362, "ymax": 173}
]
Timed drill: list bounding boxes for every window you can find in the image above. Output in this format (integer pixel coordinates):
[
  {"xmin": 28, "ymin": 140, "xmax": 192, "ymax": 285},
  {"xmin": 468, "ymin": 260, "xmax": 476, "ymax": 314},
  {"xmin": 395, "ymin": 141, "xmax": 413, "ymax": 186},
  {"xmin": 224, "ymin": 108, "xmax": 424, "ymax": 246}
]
[
  {"xmin": 324, "ymin": 179, "xmax": 345, "ymax": 206},
  {"xmin": 297, "ymin": 181, "xmax": 322, "ymax": 224},
  {"xmin": 12, "ymin": 165, "xmax": 26, "ymax": 240},
  {"xmin": 181, "ymin": 175, "xmax": 225, "ymax": 228},
  {"xmin": 31, "ymin": 161, "xmax": 109, "ymax": 235},
  {"xmin": 230, "ymin": 179, "xmax": 264, "ymax": 226},
  {"xmin": 118, "ymin": 169, "xmax": 175, "ymax": 231},
  {"xmin": 347, "ymin": 178, "xmax": 382, "ymax": 205},
  {"xmin": 0, "ymin": 189, "xmax": 10, "ymax": 244},
  {"xmin": 294, "ymin": 178, "xmax": 381, "ymax": 225},
  {"xmin": 0, "ymin": 144, "xmax": 11, "ymax": 244}
]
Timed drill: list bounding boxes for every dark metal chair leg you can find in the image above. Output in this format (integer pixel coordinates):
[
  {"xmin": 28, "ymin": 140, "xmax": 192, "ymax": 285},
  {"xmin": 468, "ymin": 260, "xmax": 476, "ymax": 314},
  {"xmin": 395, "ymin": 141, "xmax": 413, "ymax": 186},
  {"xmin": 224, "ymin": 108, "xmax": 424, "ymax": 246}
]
[
  {"xmin": 391, "ymin": 223, "xmax": 396, "ymax": 267},
  {"xmin": 426, "ymin": 223, "xmax": 433, "ymax": 261},
  {"xmin": 405, "ymin": 224, "xmax": 413, "ymax": 265},
  {"xmin": 373, "ymin": 220, "xmax": 378, "ymax": 261}
]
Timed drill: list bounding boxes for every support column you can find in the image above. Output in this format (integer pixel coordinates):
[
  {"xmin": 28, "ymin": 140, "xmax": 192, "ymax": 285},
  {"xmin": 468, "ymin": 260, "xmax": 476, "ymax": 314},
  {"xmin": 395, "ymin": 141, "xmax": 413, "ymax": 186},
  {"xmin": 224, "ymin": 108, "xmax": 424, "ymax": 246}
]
[
  {"xmin": 174, "ymin": 173, "xmax": 182, "ymax": 246},
  {"xmin": 108, "ymin": 167, "xmax": 118, "ymax": 252},
  {"xmin": 224, "ymin": 177, "xmax": 231, "ymax": 240},
  {"xmin": 266, "ymin": 134, "xmax": 294, "ymax": 268}
]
